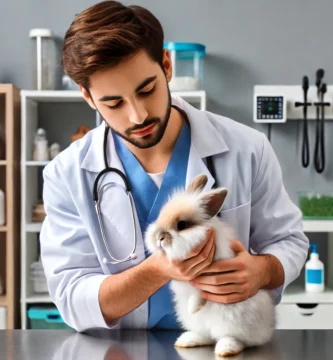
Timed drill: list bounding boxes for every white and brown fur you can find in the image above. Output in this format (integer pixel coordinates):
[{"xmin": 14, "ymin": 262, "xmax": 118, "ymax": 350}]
[{"xmin": 145, "ymin": 175, "xmax": 276, "ymax": 357}]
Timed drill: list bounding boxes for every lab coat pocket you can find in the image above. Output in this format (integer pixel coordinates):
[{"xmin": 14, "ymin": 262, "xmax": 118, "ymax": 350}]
[{"xmin": 219, "ymin": 201, "xmax": 251, "ymax": 245}]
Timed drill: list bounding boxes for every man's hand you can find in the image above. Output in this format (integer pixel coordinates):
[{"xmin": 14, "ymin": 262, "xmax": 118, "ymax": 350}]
[
  {"xmin": 189, "ymin": 240, "xmax": 275, "ymax": 304},
  {"xmin": 152, "ymin": 228, "xmax": 216, "ymax": 282}
]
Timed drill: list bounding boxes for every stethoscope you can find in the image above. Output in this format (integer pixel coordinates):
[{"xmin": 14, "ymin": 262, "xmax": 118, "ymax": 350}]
[
  {"xmin": 93, "ymin": 111, "xmax": 217, "ymax": 265},
  {"xmin": 93, "ymin": 125, "xmax": 138, "ymax": 264}
]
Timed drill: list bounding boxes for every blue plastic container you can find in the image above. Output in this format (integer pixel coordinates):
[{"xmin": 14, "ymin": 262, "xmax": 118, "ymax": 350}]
[
  {"xmin": 163, "ymin": 42, "xmax": 206, "ymax": 91},
  {"xmin": 27, "ymin": 306, "xmax": 72, "ymax": 330}
]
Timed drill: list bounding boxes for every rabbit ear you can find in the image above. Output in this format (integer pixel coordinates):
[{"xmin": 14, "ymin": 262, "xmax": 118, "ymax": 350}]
[
  {"xmin": 187, "ymin": 174, "xmax": 208, "ymax": 194},
  {"xmin": 199, "ymin": 188, "xmax": 228, "ymax": 218}
]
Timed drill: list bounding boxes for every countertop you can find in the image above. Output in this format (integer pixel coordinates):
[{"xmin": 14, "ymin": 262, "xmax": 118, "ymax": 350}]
[{"xmin": 0, "ymin": 329, "xmax": 332, "ymax": 359}]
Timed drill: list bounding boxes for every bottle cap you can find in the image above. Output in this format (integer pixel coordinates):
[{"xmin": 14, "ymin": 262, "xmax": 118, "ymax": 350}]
[
  {"xmin": 29, "ymin": 28, "xmax": 53, "ymax": 38},
  {"xmin": 310, "ymin": 243, "xmax": 318, "ymax": 254}
]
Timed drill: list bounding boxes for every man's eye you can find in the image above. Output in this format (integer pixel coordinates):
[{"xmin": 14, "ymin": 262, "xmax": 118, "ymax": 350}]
[
  {"xmin": 107, "ymin": 101, "xmax": 123, "ymax": 110},
  {"xmin": 139, "ymin": 87, "xmax": 155, "ymax": 96}
]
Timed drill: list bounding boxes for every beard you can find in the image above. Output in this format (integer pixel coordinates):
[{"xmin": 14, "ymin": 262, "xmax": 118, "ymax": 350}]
[{"xmin": 109, "ymin": 87, "xmax": 172, "ymax": 149}]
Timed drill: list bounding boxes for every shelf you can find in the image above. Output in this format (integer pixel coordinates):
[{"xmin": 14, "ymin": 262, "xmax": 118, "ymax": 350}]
[
  {"xmin": 0, "ymin": 160, "xmax": 7, "ymax": 166},
  {"xmin": 303, "ymin": 220, "xmax": 333, "ymax": 232},
  {"xmin": 0, "ymin": 295, "xmax": 6, "ymax": 306},
  {"xmin": 21, "ymin": 90, "xmax": 84, "ymax": 103},
  {"xmin": 282, "ymin": 285, "xmax": 333, "ymax": 304},
  {"xmin": 25, "ymin": 294, "xmax": 52, "ymax": 304},
  {"xmin": 172, "ymin": 90, "xmax": 206, "ymax": 99},
  {"xmin": 24, "ymin": 161, "xmax": 50, "ymax": 167},
  {"xmin": 20, "ymin": 89, "xmax": 206, "ymax": 103},
  {"xmin": 26, "ymin": 223, "xmax": 42, "ymax": 232},
  {"xmin": 0, "ymin": 226, "xmax": 7, "ymax": 232}
]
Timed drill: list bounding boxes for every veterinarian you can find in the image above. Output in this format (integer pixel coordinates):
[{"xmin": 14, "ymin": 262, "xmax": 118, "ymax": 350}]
[{"xmin": 40, "ymin": 0, "xmax": 309, "ymax": 332}]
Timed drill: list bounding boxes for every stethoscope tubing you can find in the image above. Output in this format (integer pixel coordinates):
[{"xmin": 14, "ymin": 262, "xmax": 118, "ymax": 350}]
[{"xmin": 94, "ymin": 125, "xmax": 138, "ymax": 264}]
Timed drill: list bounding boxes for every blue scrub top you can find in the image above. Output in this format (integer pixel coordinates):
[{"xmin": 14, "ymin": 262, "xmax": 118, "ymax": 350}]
[{"xmin": 113, "ymin": 120, "xmax": 191, "ymax": 329}]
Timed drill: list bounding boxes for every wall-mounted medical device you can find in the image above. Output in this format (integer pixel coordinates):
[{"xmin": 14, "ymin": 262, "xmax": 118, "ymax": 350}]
[
  {"xmin": 254, "ymin": 94, "xmax": 286, "ymax": 123},
  {"xmin": 254, "ymin": 86, "xmax": 333, "ymax": 122},
  {"xmin": 253, "ymin": 69, "xmax": 331, "ymax": 173}
]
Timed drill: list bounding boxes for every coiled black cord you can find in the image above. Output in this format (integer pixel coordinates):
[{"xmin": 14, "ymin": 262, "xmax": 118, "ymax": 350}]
[
  {"xmin": 295, "ymin": 76, "xmax": 311, "ymax": 167},
  {"xmin": 314, "ymin": 83, "xmax": 326, "ymax": 173},
  {"xmin": 302, "ymin": 76, "xmax": 310, "ymax": 167}
]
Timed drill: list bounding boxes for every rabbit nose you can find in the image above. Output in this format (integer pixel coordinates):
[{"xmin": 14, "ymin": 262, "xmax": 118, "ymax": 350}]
[
  {"xmin": 157, "ymin": 231, "xmax": 172, "ymax": 248},
  {"xmin": 158, "ymin": 231, "xmax": 170, "ymax": 242}
]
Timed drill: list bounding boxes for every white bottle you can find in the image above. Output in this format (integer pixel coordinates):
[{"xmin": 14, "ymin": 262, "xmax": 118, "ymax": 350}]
[
  {"xmin": 33, "ymin": 128, "xmax": 49, "ymax": 161},
  {"xmin": 0, "ymin": 188, "xmax": 5, "ymax": 226},
  {"xmin": 305, "ymin": 244, "xmax": 324, "ymax": 293}
]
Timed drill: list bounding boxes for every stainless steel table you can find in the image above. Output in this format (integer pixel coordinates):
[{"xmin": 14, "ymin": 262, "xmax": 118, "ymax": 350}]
[{"xmin": 0, "ymin": 329, "xmax": 331, "ymax": 359}]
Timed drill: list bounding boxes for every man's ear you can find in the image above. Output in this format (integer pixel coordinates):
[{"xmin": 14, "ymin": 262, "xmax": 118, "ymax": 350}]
[
  {"xmin": 162, "ymin": 49, "xmax": 173, "ymax": 83},
  {"xmin": 80, "ymin": 85, "xmax": 97, "ymax": 110}
]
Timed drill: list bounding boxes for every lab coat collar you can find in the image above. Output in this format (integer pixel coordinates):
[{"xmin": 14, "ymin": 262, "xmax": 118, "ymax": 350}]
[
  {"xmin": 172, "ymin": 95, "xmax": 229, "ymax": 158},
  {"xmin": 80, "ymin": 95, "xmax": 229, "ymax": 173}
]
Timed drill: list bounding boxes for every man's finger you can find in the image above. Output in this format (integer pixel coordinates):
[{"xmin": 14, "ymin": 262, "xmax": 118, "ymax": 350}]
[
  {"xmin": 200, "ymin": 291, "xmax": 246, "ymax": 304},
  {"xmin": 192, "ymin": 283, "xmax": 245, "ymax": 295},
  {"xmin": 185, "ymin": 228, "xmax": 214, "ymax": 260},
  {"xmin": 199, "ymin": 258, "xmax": 242, "ymax": 274},
  {"xmin": 192, "ymin": 271, "xmax": 246, "ymax": 285},
  {"xmin": 187, "ymin": 237, "xmax": 216, "ymax": 276},
  {"xmin": 230, "ymin": 240, "xmax": 247, "ymax": 254}
]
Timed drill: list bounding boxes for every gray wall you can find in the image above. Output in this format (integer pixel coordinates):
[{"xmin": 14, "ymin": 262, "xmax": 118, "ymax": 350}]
[{"xmin": 1, "ymin": 0, "xmax": 331, "ymax": 274}]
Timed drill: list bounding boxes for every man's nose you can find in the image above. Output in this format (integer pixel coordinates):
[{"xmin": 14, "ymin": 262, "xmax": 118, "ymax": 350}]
[{"xmin": 128, "ymin": 100, "xmax": 148, "ymax": 124}]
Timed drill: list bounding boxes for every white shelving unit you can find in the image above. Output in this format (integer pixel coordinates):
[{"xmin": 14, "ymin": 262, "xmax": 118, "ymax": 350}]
[
  {"xmin": 20, "ymin": 89, "xmax": 206, "ymax": 329},
  {"xmin": 25, "ymin": 161, "xmax": 50, "ymax": 167},
  {"xmin": 303, "ymin": 220, "xmax": 333, "ymax": 233},
  {"xmin": 277, "ymin": 220, "xmax": 333, "ymax": 329},
  {"xmin": 281, "ymin": 285, "xmax": 333, "ymax": 304},
  {"xmin": 25, "ymin": 223, "xmax": 42, "ymax": 233}
]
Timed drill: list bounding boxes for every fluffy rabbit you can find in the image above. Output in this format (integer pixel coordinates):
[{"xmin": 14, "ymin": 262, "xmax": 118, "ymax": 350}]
[{"xmin": 145, "ymin": 174, "xmax": 276, "ymax": 357}]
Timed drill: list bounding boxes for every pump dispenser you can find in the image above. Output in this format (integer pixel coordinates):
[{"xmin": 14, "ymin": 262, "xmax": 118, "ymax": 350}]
[{"xmin": 305, "ymin": 244, "xmax": 324, "ymax": 292}]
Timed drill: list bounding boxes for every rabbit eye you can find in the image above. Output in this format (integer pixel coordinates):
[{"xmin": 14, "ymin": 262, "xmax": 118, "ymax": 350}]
[{"xmin": 177, "ymin": 221, "xmax": 188, "ymax": 231}]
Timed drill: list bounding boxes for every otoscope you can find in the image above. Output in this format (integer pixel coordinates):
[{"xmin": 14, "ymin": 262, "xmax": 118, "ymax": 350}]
[
  {"xmin": 295, "ymin": 76, "xmax": 311, "ymax": 167},
  {"xmin": 314, "ymin": 69, "xmax": 329, "ymax": 173}
]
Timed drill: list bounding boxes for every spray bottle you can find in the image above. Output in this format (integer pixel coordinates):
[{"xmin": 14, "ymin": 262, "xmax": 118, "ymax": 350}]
[{"xmin": 305, "ymin": 243, "xmax": 324, "ymax": 292}]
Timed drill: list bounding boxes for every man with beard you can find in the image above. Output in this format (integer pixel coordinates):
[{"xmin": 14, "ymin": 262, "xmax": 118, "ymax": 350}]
[{"xmin": 40, "ymin": 0, "xmax": 309, "ymax": 333}]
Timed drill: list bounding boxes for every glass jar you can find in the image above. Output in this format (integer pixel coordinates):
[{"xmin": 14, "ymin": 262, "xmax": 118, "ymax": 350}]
[
  {"xmin": 164, "ymin": 42, "xmax": 206, "ymax": 91},
  {"xmin": 29, "ymin": 28, "xmax": 58, "ymax": 90},
  {"xmin": 299, "ymin": 191, "xmax": 333, "ymax": 219}
]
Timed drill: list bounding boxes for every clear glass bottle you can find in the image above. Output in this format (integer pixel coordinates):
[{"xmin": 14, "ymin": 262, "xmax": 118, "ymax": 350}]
[{"xmin": 29, "ymin": 28, "xmax": 58, "ymax": 90}]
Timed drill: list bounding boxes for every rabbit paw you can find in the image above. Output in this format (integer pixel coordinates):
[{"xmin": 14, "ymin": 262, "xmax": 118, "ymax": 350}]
[
  {"xmin": 188, "ymin": 294, "xmax": 207, "ymax": 314},
  {"xmin": 215, "ymin": 337, "xmax": 244, "ymax": 357},
  {"xmin": 175, "ymin": 331, "xmax": 215, "ymax": 348}
]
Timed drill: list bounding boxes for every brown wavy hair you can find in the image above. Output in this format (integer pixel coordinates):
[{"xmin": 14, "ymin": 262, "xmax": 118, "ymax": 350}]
[{"xmin": 62, "ymin": 1, "xmax": 165, "ymax": 89}]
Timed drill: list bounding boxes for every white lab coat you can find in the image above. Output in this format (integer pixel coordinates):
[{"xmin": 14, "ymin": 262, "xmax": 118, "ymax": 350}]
[{"xmin": 40, "ymin": 95, "xmax": 309, "ymax": 332}]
